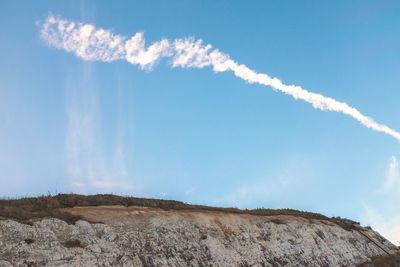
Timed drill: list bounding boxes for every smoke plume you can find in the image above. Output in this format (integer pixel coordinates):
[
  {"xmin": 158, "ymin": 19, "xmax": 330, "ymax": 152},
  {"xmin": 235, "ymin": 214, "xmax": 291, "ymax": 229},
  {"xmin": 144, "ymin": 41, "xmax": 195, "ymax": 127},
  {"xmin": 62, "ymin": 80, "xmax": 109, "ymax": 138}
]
[{"xmin": 40, "ymin": 14, "xmax": 400, "ymax": 142}]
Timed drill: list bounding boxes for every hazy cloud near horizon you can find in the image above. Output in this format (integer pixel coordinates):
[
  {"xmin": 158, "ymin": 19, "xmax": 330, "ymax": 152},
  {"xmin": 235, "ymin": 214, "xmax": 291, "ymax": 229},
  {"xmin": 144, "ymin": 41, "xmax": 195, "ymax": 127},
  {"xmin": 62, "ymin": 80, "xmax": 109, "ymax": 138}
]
[{"xmin": 363, "ymin": 155, "xmax": 400, "ymax": 246}]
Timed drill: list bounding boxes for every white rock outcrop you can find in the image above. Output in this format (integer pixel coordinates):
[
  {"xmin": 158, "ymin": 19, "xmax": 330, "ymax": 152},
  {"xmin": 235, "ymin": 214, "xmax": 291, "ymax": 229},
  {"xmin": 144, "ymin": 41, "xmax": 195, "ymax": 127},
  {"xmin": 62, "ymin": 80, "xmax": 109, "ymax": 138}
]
[{"xmin": 0, "ymin": 206, "xmax": 398, "ymax": 266}]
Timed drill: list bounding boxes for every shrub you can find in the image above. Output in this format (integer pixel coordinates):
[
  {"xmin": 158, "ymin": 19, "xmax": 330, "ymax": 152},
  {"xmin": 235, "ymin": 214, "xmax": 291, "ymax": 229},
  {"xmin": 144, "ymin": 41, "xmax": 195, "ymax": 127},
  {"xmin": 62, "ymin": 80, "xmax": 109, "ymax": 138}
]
[{"xmin": 63, "ymin": 239, "xmax": 83, "ymax": 248}]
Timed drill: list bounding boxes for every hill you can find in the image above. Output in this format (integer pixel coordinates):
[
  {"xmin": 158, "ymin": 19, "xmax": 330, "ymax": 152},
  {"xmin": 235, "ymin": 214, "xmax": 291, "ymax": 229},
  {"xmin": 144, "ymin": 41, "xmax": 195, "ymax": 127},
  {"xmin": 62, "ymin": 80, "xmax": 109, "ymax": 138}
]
[{"xmin": 0, "ymin": 194, "xmax": 399, "ymax": 266}]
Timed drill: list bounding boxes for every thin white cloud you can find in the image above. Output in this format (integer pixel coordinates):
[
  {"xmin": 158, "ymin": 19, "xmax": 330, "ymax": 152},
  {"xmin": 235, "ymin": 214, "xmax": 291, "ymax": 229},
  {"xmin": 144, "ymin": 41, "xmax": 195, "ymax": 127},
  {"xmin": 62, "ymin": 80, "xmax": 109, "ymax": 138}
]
[
  {"xmin": 213, "ymin": 158, "xmax": 314, "ymax": 208},
  {"xmin": 381, "ymin": 156, "xmax": 400, "ymax": 192},
  {"xmin": 40, "ymin": 14, "xmax": 400, "ymax": 142},
  {"xmin": 65, "ymin": 63, "xmax": 135, "ymax": 194},
  {"xmin": 363, "ymin": 156, "xmax": 400, "ymax": 246},
  {"xmin": 363, "ymin": 205, "xmax": 400, "ymax": 246}
]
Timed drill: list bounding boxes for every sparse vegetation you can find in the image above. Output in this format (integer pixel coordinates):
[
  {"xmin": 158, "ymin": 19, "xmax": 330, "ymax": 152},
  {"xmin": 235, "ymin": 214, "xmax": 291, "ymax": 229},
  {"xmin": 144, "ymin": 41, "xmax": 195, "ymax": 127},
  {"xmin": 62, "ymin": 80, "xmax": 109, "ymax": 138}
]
[
  {"xmin": 315, "ymin": 229, "xmax": 325, "ymax": 240},
  {"xmin": 357, "ymin": 253, "xmax": 400, "ymax": 267},
  {"xmin": 63, "ymin": 239, "xmax": 83, "ymax": 248},
  {"xmin": 0, "ymin": 194, "xmax": 361, "ymax": 231},
  {"xmin": 24, "ymin": 238, "xmax": 35, "ymax": 244}
]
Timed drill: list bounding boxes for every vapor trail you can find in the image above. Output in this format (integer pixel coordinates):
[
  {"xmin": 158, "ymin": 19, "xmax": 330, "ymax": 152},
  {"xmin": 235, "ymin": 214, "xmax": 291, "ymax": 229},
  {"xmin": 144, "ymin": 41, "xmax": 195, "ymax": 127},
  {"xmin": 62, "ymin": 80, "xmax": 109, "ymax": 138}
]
[{"xmin": 40, "ymin": 14, "xmax": 400, "ymax": 142}]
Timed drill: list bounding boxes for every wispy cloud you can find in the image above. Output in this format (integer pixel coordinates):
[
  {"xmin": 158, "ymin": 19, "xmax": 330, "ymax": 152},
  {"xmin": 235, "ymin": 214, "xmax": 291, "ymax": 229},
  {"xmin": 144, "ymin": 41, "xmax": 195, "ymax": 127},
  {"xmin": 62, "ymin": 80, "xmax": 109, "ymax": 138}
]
[
  {"xmin": 40, "ymin": 14, "xmax": 400, "ymax": 142},
  {"xmin": 65, "ymin": 63, "xmax": 135, "ymax": 194},
  {"xmin": 363, "ymin": 205, "xmax": 400, "ymax": 246},
  {"xmin": 213, "ymin": 158, "xmax": 314, "ymax": 208},
  {"xmin": 363, "ymin": 155, "xmax": 400, "ymax": 245},
  {"xmin": 380, "ymin": 156, "xmax": 400, "ymax": 192}
]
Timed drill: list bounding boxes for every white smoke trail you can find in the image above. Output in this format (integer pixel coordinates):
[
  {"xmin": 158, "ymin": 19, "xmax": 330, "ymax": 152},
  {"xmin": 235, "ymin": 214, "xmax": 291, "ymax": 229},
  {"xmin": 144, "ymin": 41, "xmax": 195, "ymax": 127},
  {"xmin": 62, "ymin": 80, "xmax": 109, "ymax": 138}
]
[{"xmin": 40, "ymin": 14, "xmax": 400, "ymax": 142}]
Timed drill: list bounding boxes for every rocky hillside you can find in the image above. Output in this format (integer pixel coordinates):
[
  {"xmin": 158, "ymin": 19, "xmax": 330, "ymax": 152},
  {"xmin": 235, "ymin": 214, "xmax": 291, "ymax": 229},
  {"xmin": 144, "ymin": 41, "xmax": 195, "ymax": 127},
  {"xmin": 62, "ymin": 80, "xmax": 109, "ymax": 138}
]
[{"xmin": 0, "ymin": 194, "xmax": 399, "ymax": 266}]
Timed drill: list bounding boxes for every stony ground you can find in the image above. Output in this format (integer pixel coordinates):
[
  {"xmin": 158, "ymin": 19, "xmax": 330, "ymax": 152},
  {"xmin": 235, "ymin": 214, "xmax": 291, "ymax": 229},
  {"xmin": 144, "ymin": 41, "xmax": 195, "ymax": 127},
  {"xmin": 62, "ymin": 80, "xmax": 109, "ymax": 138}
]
[{"xmin": 0, "ymin": 205, "xmax": 398, "ymax": 266}]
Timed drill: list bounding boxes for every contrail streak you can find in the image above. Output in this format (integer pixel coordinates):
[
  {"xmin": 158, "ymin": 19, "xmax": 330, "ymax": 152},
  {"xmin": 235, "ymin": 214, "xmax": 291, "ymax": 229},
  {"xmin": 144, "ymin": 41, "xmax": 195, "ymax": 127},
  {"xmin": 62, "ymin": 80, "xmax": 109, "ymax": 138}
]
[{"xmin": 40, "ymin": 14, "xmax": 400, "ymax": 142}]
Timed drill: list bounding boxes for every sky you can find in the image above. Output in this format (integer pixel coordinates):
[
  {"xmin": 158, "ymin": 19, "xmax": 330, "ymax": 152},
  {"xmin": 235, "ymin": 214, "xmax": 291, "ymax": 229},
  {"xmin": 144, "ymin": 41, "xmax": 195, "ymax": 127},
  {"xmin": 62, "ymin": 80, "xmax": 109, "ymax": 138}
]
[{"xmin": 1, "ymin": 0, "xmax": 400, "ymax": 244}]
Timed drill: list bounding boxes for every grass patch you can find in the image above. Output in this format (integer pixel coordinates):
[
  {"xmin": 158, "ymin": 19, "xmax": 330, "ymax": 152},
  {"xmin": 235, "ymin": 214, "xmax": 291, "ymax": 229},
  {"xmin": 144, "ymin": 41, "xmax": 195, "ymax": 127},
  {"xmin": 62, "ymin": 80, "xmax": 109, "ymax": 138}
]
[{"xmin": 0, "ymin": 193, "xmax": 360, "ymax": 230}]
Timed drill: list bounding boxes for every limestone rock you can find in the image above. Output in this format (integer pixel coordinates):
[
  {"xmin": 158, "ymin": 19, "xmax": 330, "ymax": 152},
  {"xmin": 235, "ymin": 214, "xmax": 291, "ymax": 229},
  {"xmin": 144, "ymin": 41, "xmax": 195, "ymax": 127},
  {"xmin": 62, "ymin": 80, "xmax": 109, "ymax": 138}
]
[{"xmin": 0, "ymin": 206, "xmax": 398, "ymax": 266}]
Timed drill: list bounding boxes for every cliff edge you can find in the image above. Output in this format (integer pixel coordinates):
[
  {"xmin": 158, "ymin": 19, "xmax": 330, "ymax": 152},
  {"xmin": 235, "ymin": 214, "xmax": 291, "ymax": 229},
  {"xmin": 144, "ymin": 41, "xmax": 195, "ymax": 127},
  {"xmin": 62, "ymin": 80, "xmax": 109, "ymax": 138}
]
[{"xmin": 0, "ymin": 194, "xmax": 399, "ymax": 266}]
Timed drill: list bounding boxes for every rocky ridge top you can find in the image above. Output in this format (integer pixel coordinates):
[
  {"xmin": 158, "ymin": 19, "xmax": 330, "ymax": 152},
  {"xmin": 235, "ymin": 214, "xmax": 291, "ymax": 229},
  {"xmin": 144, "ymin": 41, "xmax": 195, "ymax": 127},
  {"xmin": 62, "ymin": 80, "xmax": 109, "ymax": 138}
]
[{"xmin": 0, "ymin": 194, "xmax": 399, "ymax": 266}]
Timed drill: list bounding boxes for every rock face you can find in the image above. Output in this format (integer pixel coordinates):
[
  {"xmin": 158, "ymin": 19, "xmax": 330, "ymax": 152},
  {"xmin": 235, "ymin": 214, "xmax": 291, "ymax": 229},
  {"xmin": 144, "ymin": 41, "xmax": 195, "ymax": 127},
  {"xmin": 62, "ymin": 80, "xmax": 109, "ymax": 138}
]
[{"xmin": 0, "ymin": 205, "xmax": 398, "ymax": 266}]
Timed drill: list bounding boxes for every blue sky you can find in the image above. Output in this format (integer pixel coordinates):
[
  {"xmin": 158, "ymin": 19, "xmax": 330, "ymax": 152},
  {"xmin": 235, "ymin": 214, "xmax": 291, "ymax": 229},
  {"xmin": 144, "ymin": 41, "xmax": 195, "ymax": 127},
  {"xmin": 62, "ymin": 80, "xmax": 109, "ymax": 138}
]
[{"xmin": 1, "ymin": 1, "xmax": 400, "ymax": 244}]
